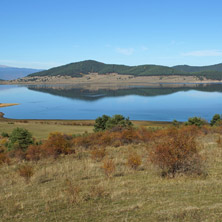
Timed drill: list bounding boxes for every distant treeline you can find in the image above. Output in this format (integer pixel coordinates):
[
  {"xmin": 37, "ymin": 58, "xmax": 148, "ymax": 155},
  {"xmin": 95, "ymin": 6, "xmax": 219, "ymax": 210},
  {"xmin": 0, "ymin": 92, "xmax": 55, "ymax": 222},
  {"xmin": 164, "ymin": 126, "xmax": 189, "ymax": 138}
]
[{"xmin": 29, "ymin": 60, "xmax": 222, "ymax": 80}]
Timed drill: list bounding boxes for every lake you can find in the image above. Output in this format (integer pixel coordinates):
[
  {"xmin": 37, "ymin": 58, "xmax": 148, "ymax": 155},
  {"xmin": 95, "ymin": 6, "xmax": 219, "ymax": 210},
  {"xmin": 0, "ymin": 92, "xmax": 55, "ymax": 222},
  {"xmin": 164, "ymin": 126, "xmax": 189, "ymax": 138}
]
[{"xmin": 1, "ymin": 83, "xmax": 222, "ymax": 122}]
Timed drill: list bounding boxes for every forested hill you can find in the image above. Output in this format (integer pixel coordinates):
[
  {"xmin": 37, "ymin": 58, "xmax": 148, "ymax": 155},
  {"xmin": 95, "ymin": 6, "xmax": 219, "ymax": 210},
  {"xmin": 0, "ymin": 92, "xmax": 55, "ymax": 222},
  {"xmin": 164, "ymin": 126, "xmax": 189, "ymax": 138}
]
[
  {"xmin": 28, "ymin": 60, "xmax": 187, "ymax": 77},
  {"xmin": 28, "ymin": 60, "xmax": 222, "ymax": 80},
  {"xmin": 173, "ymin": 63, "xmax": 222, "ymax": 73}
]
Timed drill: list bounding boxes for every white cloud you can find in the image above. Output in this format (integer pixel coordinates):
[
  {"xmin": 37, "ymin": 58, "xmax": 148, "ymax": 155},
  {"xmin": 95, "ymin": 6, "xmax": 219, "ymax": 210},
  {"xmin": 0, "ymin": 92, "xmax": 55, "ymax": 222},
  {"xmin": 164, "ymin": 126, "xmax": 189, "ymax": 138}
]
[
  {"xmin": 182, "ymin": 50, "xmax": 222, "ymax": 57},
  {"xmin": 116, "ymin": 47, "xmax": 134, "ymax": 56}
]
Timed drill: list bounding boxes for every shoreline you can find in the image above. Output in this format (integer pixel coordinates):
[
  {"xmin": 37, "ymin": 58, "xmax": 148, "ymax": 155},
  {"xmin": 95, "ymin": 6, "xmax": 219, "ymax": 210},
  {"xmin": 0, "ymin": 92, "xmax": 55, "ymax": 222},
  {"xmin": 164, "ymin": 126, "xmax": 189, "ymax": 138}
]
[
  {"xmin": 0, "ymin": 113, "xmax": 173, "ymax": 124},
  {"xmin": 1, "ymin": 74, "xmax": 222, "ymax": 86}
]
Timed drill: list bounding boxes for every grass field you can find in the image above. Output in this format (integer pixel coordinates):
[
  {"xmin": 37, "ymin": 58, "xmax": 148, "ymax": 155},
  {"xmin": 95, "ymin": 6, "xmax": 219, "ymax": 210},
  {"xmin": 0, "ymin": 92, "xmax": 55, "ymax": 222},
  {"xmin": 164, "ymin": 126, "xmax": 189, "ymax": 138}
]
[
  {"xmin": 1, "ymin": 119, "xmax": 221, "ymax": 221},
  {"xmin": 0, "ymin": 119, "xmax": 172, "ymax": 140},
  {"xmin": 0, "ymin": 132, "xmax": 222, "ymax": 221}
]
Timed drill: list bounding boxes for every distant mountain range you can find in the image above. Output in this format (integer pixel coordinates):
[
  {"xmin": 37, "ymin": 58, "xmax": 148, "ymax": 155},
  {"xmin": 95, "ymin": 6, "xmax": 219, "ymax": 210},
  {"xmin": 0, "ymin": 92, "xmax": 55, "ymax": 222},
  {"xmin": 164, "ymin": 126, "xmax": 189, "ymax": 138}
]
[
  {"xmin": 28, "ymin": 60, "xmax": 222, "ymax": 80},
  {"xmin": 0, "ymin": 66, "xmax": 43, "ymax": 80}
]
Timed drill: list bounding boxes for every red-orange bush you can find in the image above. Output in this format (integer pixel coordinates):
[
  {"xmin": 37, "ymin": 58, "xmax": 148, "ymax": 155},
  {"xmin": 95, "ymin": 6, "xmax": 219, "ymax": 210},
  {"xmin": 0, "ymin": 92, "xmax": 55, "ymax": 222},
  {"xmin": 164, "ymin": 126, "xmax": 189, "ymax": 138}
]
[
  {"xmin": 26, "ymin": 145, "xmax": 43, "ymax": 161},
  {"xmin": 90, "ymin": 147, "xmax": 106, "ymax": 161},
  {"xmin": 18, "ymin": 164, "xmax": 34, "ymax": 183},
  {"xmin": 0, "ymin": 153, "xmax": 10, "ymax": 165},
  {"xmin": 41, "ymin": 132, "xmax": 74, "ymax": 158},
  {"xmin": 127, "ymin": 152, "xmax": 142, "ymax": 169},
  {"xmin": 150, "ymin": 127, "xmax": 203, "ymax": 177},
  {"xmin": 72, "ymin": 128, "xmax": 153, "ymax": 149},
  {"xmin": 102, "ymin": 158, "xmax": 115, "ymax": 178}
]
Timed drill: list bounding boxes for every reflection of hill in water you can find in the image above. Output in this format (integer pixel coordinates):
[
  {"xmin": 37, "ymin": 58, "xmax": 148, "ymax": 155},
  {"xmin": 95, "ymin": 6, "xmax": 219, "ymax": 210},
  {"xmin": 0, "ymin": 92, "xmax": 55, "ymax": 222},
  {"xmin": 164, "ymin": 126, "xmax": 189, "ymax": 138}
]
[{"xmin": 28, "ymin": 84, "xmax": 222, "ymax": 101}]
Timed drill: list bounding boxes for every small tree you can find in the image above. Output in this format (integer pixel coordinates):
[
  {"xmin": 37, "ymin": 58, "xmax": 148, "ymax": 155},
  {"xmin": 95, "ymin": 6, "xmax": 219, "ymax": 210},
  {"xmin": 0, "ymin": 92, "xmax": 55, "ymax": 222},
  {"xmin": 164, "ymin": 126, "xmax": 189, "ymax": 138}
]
[
  {"xmin": 7, "ymin": 128, "xmax": 33, "ymax": 151},
  {"xmin": 94, "ymin": 114, "xmax": 133, "ymax": 132},
  {"xmin": 172, "ymin": 119, "xmax": 180, "ymax": 127},
  {"xmin": 210, "ymin": 114, "xmax": 221, "ymax": 126},
  {"xmin": 185, "ymin": 117, "xmax": 207, "ymax": 127},
  {"xmin": 94, "ymin": 115, "xmax": 110, "ymax": 132},
  {"xmin": 106, "ymin": 115, "xmax": 132, "ymax": 130}
]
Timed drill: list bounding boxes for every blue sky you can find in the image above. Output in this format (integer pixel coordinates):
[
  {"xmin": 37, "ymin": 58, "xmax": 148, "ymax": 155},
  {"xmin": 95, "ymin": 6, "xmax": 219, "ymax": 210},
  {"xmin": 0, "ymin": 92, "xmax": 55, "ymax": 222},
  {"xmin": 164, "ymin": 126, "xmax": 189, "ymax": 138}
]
[{"xmin": 0, "ymin": 0, "xmax": 222, "ymax": 69}]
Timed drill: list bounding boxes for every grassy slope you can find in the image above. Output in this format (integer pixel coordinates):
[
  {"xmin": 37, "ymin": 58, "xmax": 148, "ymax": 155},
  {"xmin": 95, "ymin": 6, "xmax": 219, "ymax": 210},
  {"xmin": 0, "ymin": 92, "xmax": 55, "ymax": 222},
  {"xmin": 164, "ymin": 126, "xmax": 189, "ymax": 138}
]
[
  {"xmin": 0, "ymin": 119, "xmax": 170, "ymax": 140},
  {"xmin": 0, "ymin": 130, "xmax": 222, "ymax": 221},
  {"xmin": 0, "ymin": 120, "xmax": 94, "ymax": 140}
]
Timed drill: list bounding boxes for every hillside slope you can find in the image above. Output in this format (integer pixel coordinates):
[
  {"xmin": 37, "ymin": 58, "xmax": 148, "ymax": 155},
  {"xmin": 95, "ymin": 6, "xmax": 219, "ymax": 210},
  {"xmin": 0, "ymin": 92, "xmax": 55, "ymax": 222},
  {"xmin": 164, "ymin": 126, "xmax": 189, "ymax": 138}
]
[
  {"xmin": 173, "ymin": 63, "xmax": 222, "ymax": 73},
  {"xmin": 29, "ymin": 60, "xmax": 187, "ymax": 77}
]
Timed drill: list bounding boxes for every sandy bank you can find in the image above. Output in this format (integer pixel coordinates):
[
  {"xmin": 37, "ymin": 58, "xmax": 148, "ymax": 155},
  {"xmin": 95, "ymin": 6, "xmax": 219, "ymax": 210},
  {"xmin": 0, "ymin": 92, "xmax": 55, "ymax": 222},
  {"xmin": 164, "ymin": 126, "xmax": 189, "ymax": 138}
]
[
  {"xmin": 2, "ymin": 73, "xmax": 222, "ymax": 86},
  {"xmin": 0, "ymin": 103, "xmax": 19, "ymax": 108}
]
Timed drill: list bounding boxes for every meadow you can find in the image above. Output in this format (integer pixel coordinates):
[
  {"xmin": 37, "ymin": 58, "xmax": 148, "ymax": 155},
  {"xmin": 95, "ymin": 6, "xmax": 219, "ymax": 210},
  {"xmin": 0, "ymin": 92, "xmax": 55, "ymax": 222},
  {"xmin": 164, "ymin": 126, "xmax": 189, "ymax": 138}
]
[
  {"xmin": 0, "ymin": 118, "xmax": 222, "ymax": 221},
  {"xmin": 0, "ymin": 119, "xmax": 170, "ymax": 139}
]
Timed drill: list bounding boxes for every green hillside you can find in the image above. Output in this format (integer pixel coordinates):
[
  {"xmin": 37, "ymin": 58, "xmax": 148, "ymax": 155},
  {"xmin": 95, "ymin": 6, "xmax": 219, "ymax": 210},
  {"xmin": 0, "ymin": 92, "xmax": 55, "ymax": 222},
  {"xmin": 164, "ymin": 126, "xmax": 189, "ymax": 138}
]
[
  {"xmin": 29, "ymin": 60, "xmax": 187, "ymax": 77},
  {"xmin": 173, "ymin": 63, "xmax": 222, "ymax": 72},
  {"xmin": 191, "ymin": 71, "xmax": 222, "ymax": 80},
  {"xmin": 28, "ymin": 60, "xmax": 222, "ymax": 80}
]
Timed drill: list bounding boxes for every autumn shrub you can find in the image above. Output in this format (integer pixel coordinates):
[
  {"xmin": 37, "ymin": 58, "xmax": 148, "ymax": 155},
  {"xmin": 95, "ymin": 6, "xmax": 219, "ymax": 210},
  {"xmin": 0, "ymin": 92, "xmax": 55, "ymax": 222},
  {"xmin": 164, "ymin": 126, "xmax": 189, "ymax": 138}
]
[
  {"xmin": 217, "ymin": 136, "xmax": 222, "ymax": 147},
  {"xmin": 102, "ymin": 158, "xmax": 115, "ymax": 178},
  {"xmin": 0, "ymin": 153, "xmax": 10, "ymax": 165},
  {"xmin": 0, "ymin": 137, "xmax": 8, "ymax": 151},
  {"xmin": 18, "ymin": 164, "xmax": 34, "ymax": 183},
  {"xmin": 90, "ymin": 147, "xmax": 106, "ymax": 161},
  {"xmin": 26, "ymin": 144, "xmax": 43, "ymax": 161},
  {"xmin": 8, "ymin": 149, "xmax": 26, "ymax": 160},
  {"xmin": 73, "ymin": 128, "xmax": 152, "ymax": 149},
  {"xmin": 73, "ymin": 133, "xmax": 102, "ymax": 148},
  {"xmin": 41, "ymin": 132, "xmax": 74, "ymax": 158},
  {"xmin": 127, "ymin": 152, "xmax": 142, "ymax": 169},
  {"xmin": 150, "ymin": 127, "xmax": 203, "ymax": 177}
]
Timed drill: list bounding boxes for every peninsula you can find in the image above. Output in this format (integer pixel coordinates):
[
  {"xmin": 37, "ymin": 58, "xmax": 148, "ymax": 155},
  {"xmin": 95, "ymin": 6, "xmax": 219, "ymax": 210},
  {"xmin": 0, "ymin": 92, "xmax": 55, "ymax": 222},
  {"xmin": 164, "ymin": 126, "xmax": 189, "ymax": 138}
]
[{"xmin": 1, "ymin": 60, "xmax": 222, "ymax": 85}]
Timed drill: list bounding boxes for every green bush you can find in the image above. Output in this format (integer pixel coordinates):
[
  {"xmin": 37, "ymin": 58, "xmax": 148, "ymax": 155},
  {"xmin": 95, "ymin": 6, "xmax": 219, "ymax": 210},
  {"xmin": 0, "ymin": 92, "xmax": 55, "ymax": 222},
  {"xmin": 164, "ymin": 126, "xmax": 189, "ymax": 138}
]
[
  {"xmin": 172, "ymin": 119, "xmax": 180, "ymax": 127},
  {"xmin": 210, "ymin": 114, "xmax": 221, "ymax": 126},
  {"xmin": 94, "ymin": 114, "xmax": 133, "ymax": 132},
  {"xmin": 185, "ymin": 117, "xmax": 207, "ymax": 127},
  {"xmin": 106, "ymin": 115, "xmax": 132, "ymax": 130},
  {"xmin": 1, "ymin": 132, "xmax": 9, "ymax": 138},
  {"xmin": 94, "ymin": 115, "xmax": 110, "ymax": 132},
  {"xmin": 7, "ymin": 128, "xmax": 33, "ymax": 151}
]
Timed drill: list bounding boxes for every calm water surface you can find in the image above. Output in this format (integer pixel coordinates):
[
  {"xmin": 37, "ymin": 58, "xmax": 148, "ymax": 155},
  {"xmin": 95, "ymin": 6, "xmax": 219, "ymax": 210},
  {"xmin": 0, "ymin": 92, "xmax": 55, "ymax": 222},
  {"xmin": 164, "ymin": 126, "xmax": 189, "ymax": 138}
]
[{"xmin": 1, "ymin": 84, "xmax": 222, "ymax": 121}]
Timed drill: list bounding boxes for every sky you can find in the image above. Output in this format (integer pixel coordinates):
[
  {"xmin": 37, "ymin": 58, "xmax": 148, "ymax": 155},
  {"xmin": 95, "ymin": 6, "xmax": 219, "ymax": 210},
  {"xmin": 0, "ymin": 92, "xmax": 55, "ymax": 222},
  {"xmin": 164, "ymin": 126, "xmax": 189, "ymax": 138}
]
[{"xmin": 0, "ymin": 0, "xmax": 222, "ymax": 69}]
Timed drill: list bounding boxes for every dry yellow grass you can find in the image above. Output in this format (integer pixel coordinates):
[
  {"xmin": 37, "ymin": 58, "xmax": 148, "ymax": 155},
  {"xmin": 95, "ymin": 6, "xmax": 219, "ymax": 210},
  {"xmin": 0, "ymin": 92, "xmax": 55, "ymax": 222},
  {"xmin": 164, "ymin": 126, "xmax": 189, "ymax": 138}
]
[
  {"xmin": 0, "ymin": 133, "xmax": 222, "ymax": 221},
  {"xmin": 0, "ymin": 119, "xmax": 172, "ymax": 140}
]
